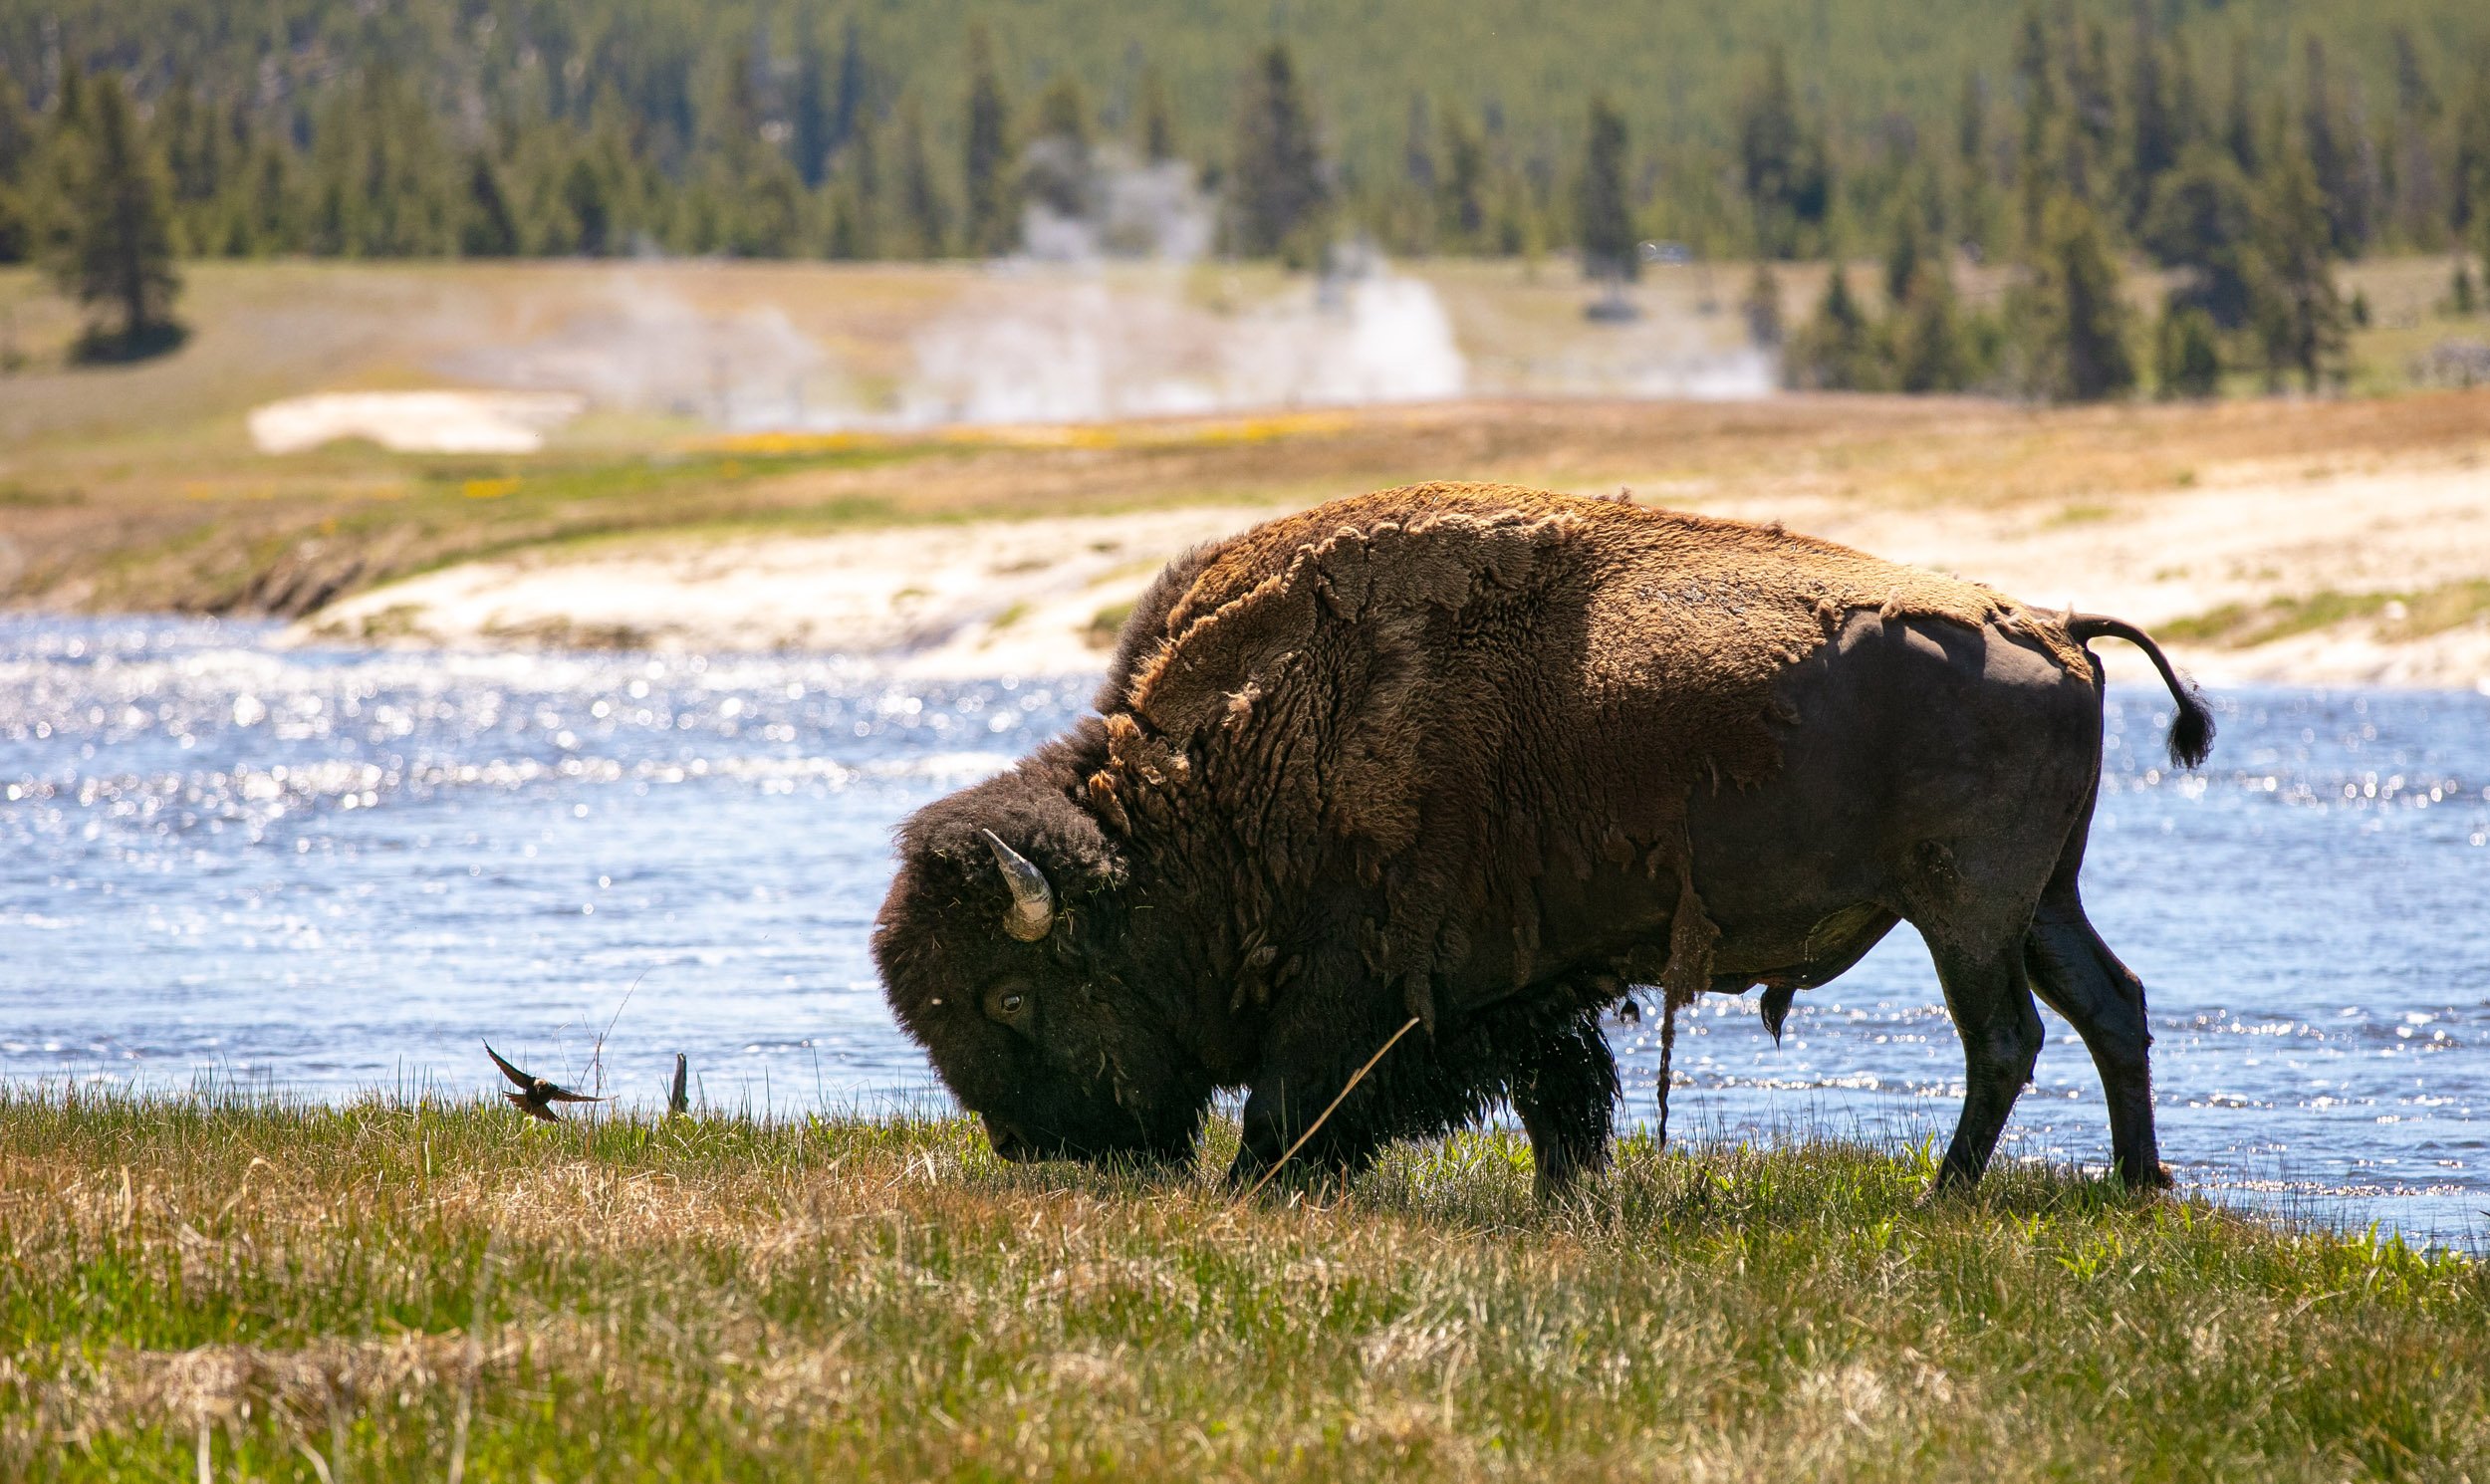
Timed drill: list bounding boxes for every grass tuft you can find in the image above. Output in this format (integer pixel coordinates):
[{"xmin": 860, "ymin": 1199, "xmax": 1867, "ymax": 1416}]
[{"xmin": 1, "ymin": 1088, "xmax": 2481, "ymax": 1479}]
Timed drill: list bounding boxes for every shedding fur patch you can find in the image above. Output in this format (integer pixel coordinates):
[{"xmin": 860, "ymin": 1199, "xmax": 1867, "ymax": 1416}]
[{"xmin": 1087, "ymin": 481, "xmax": 2082, "ymax": 1037}]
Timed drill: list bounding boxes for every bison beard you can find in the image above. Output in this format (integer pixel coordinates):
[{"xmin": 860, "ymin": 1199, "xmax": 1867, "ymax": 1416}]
[{"xmin": 873, "ymin": 484, "xmax": 2212, "ymax": 1198}]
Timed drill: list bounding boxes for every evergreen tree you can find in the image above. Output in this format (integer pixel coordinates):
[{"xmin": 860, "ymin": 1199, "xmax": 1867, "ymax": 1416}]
[
  {"xmin": 833, "ymin": 19, "xmax": 869, "ymax": 159},
  {"xmin": 2020, "ymin": 193, "xmax": 2135, "ymax": 401},
  {"xmin": 791, "ymin": 29, "xmax": 836, "ymax": 188},
  {"xmin": 1229, "ymin": 43, "xmax": 1328, "ymax": 260},
  {"xmin": 1787, "ymin": 266, "xmax": 1873, "ymax": 389},
  {"xmin": 158, "ymin": 74, "xmax": 225, "ymax": 255},
  {"xmin": 962, "ymin": 26, "xmax": 1014, "ymax": 256},
  {"xmin": 1577, "ymin": 96, "xmax": 1636, "ymax": 283},
  {"xmin": 0, "ymin": 72, "xmax": 32, "ymax": 263},
  {"xmin": 1138, "ymin": 70, "xmax": 1177, "ymax": 162},
  {"xmin": 2221, "ymin": 38, "xmax": 2262, "ymax": 179},
  {"xmin": 827, "ymin": 110, "xmax": 884, "ymax": 260},
  {"xmin": 2124, "ymin": 3, "xmax": 2177, "ymax": 225},
  {"xmin": 894, "ymin": 97, "xmax": 949, "ymax": 258},
  {"xmin": 1742, "ymin": 262, "xmax": 1786, "ymax": 347},
  {"xmin": 51, "ymin": 80, "xmax": 182, "ymax": 358},
  {"xmin": 33, "ymin": 63, "xmax": 94, "ymax": 269},
  {"xmin": 240, "ymin": 139, "xmax": 294, "ymax": 256},
  {"xmin": 562, "ymin": 155, "xmax": 615, "ymax": 255},
  {"xmin": 2066, "ymin": 16, "xmax": 2118, "ymax": 199},
  {"xmin": 2153, "ymin": 303, "xmax": 2223, "ymax": 396},
  {"xmin": 2142, "ymin": 143, "xmax": 2261, "ymax": 327},
  {"xmin": 2166, "ymin": 36, "xmax": 2208, "ymax": 151},
  {"xmin": 2455, "ymin": 65, "xmax": 2490, "ymax": 248},
  {"xmin": 1438, "ymin": 107, "xmax": 1486, "ymax": 250},
  {"xmin": 2382, "ymin": 26, "xmax": 2444, "ymax": 245},
  {"xmin": 2251, "ymin": 141, "xmax": 2349, "ymax": 390},
  {"xmin": 1883, "ymin": 197, "xmax": 1927, "ymax": 305},
  {"xmin": 1023, "ymin": 76, "xmax": 1096, "ymax": 222},
  {"xmin": 1403, "ymin": 94, "xmax": 1437, "ymax": 193},
  {"xmin": 1891, "ymin": 260, "xmax": 1973, "ymax": 392},
  {"xmin": 1954, "ymin": 68, "xmax": 2002, "ymax": 257},
  {"xmin": 459, "ymin": 150, "xmax": 521, "ymax": 256},
  {"xmin": 731, "ymin": 156, "xmax": 807, "ymax": 256},
  {"xmin": 2298, "ymin": 37, "xmax": 2372, "ymax": 255},
  {"xmin": 1737, "ymin": 46, "xmax": 1829, "ymax": 257}
]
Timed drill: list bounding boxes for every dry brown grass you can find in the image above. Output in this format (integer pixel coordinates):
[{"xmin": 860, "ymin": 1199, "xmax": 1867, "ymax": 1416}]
[{"xmin": 1, "ymin": 1090, "xmax": 2482, "ymax": 1481}]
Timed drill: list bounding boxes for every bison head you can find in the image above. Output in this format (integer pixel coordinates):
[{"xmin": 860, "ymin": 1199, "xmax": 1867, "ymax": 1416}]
[{"xmin": 872, "ymin": 755, "xmax": 1209, "ymax": 1167}]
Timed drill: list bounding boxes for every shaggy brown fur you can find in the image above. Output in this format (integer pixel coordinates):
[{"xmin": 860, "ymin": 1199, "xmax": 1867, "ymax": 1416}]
[
  {"xmin": 1101, "ymin": 483, "xmax": 2081, "ymax": 1011},
  {"xmin": 874, "ymin": 482, "xmax": 2211, "ymax": 1196}
]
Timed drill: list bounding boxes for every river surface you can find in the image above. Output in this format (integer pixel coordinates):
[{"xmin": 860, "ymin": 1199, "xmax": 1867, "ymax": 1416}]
[{"xmin": 3, "ymin": 617, "xmax": 2485, "ymax": 1244}]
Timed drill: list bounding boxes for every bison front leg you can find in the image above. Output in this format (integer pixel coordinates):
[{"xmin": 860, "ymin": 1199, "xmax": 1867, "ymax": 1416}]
[
  {"xmin": 1226, "ymin": 1075, "xmax": 1391, "ymax": 1195},
  {"xmin": 1507, "ymin": 1008, "xmax": 1619, "ymax": 1200}
]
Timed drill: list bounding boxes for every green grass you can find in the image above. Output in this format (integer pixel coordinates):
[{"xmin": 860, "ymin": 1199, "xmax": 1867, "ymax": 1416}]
[
  {"xmin": 2, "ymin": 1091, "xmax": 2482, "ymax": 1480},
  {"xmin": 2163, "ymin": 579, "xmax": 2490, "ymax": 647}
]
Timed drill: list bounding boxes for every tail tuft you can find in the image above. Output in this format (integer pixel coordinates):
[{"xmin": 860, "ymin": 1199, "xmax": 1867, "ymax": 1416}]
[
  {"xmin": 2067, "ymin": 613, "xmax": 2216, "ymax": 771},
  {"xmin": 2166, "ymin": 682, "xmax": 2215, "ymax": 769}
]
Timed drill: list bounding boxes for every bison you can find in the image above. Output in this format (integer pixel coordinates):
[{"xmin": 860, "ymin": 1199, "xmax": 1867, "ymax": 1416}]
[{"xmin": 874, "ymin": 484, "xmax": 2211, "ymax": 1197}]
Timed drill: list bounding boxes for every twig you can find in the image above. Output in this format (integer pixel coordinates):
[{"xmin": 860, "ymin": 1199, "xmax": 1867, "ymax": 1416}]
[
  {"xmin": 1240, "ymin": 1016, "xmax": 1421, "ymax": 1203},
  {"xmin": 588, "ymin": 972, "xmax": 646, "ymax": 1100}
]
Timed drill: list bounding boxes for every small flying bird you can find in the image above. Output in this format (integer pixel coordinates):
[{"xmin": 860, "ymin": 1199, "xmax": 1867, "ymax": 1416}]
[
  {"xmin": 667, "ymin": 1052, "xmax": 689, "ymax": 1117},
  {"xmin": 484, "ymin": 1042, "xmax": 609, "ymax": 1123}
]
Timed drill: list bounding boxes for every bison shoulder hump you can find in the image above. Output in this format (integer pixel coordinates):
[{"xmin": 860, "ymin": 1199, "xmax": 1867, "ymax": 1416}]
[{"xmin": 1125, "ymin": 493, "xmax": 1581, "ymax": 739}]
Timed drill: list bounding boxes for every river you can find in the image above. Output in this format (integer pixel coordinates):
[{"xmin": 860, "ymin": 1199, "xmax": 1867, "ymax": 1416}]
[{"xmin": 2, "ymin": 616, "xmax": 2483, "ymax": 1244}]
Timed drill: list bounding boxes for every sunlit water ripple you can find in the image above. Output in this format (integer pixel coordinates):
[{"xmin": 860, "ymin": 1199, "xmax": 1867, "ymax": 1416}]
[{"xmin": 3, "ymin": 616, "xmax": 2485, "ymax": 1244}]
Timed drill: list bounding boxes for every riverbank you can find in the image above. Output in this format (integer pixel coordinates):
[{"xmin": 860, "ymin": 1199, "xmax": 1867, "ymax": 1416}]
[
  {"xmin": 9, "ymin": 388, "xmax": 2490, "ymax": 687},
  {"xmin": 292, "ymin": 432, "xmax": 2490, "ymax": 686},
  {"xmin": 7, "ymin": 258, "xmax": 2490, "ymax": 687},
  {"xmin": 0, "ymin": 1092, "xmax": 2480, "ymax": 1481}
]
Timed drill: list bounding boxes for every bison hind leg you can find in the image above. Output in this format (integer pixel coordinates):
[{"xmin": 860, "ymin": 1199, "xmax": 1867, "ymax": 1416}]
[
  {"xmin": 1928, "ymin": 941, "xmax": 2047, "ymax": 1191},
  {"xmin": 2024, "ymin": 893, "xmax": 2172, "ymax": 1190}
]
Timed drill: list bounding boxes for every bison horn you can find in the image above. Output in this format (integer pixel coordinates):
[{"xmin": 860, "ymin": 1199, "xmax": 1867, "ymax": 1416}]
[{"xmin": 979, "ymin": 829, "xmax": 1056, "ymax": 941}]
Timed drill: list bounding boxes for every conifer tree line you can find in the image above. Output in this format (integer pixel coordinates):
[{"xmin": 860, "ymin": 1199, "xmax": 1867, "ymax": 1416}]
[
  {"xmin": 3, "ymin": 0, "xmax": 2488, "ymax": 390},
  {"xmin": 1777, "ymin": 9, "xmax": 2490, "ymax": 399}
]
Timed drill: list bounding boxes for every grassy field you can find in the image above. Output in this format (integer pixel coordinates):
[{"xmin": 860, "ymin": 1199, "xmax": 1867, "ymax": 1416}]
[
  {"xmin": 8, "ymin": 256, "xmax": 2490, "ymax": 691},
  {"xmin": 0, "ymin": 1092, "xmax": 2482, "ymax": 1481},
  {"xmin": 4, "ymin": 256, "xmax": 2489, "ymax": 616}
]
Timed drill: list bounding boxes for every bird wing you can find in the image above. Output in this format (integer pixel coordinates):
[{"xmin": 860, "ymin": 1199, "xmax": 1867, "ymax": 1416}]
[
  {"xmin": 505, "ymin": 1091, "xmax": 561, "ymax": 1123},
  {"xmin": 541, "ymin": 1087, "xmax": 609, "ymax": 1105},
  {"xmin": 484, "ymin": 1042, "xmax": 537, "ymax": 1091}
]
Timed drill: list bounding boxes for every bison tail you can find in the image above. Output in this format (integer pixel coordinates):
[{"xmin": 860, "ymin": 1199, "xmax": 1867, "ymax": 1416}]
[{"xmin": 2066, "ymin": 614, "xmax": 2215, "ymax": 769}]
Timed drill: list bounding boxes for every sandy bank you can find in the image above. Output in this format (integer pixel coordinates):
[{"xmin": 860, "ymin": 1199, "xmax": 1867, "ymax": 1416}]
[
  {"xmin": 296, "ymin": 447, "xmax": 2490, "ymax": 690},
  {"xmin": 300, "ymin": 505, "xmax": 1283, "ymax": 677}
]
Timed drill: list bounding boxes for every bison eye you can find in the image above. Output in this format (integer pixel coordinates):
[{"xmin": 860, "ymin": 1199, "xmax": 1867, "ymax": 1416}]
[{"xmin": 983, "ymin": 980, "xmax": 1035, "ymax": 1035}]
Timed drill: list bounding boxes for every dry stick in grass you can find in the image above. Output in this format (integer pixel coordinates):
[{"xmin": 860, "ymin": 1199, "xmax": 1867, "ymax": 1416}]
[
  {"xmin": 588, "ymin": 972, "xmax": 645, "ymax": 1103},
  {"xmin": 1239, "ymin": 1016, "xmax": 1422, "ymax": 1204}
]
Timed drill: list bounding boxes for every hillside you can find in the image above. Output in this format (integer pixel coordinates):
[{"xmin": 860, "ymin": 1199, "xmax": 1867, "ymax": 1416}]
[
  {"xmin": 11, "ymin": 0, "xmax": 2487, "ymax": 171},
  {"xmin": 5, "ymin": 0, "xmax": 2488, "ymax": 267}
]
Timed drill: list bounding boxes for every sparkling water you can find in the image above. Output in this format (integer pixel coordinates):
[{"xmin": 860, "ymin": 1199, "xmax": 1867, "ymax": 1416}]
[{"xmin": 3, "ymin": 617, "xmax": 2484, "ymax": 1243}]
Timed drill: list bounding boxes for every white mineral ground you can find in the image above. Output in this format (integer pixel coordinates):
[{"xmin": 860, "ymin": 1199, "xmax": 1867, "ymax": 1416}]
[{"xmin": 297, "ymin": 450, "xmax": 2490, "ymax": 690}]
